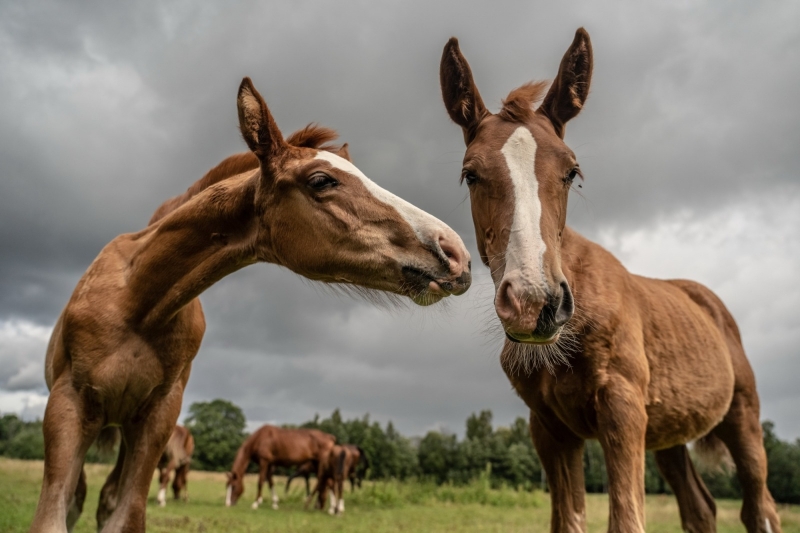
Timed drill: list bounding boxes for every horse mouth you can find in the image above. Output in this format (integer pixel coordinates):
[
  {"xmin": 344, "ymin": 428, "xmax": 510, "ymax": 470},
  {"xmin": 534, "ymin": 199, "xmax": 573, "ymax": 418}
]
[
  {"xmin": 505, "ymin": 329, "xmax": 561, "ymax": 345},
  {"xmin": 401, "ymin": 266, "xmax": 470, "ymax": 305}
]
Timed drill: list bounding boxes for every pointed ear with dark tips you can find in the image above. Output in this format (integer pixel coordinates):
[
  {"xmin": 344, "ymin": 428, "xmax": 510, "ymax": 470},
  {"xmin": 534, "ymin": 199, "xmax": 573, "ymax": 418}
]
[
  {"xmin": 237, "ymin": 77, "xmax": 287, "ymax": 160},
  {"xmin": 334, "ymin": 143, "xmax": 351, "ymax": 162},
  {"xmin": 440, "ymin": 37, "xmax": 489, "ymax": 144},
  {"xmin": 539, "ymin": 28, "xmax": 593, "ymax": 138}
]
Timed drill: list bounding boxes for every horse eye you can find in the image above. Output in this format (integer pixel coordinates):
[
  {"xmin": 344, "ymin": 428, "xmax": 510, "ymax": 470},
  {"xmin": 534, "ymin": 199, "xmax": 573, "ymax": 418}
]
[
  {"xmin": 564, "ymin": 167, "xmax": 579, "ymax": 184},
  {"xmin": 308, "ymin": 173, "xmax": 338, "ymax": 191},
  {"xmin": 461, "ymin": 171, "xmax": 479, "ymax": 186}
]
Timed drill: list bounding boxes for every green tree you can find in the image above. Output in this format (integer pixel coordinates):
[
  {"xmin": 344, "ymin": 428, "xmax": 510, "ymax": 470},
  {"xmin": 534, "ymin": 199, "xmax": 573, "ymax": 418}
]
[
  {"xmin": 763, "ymin": 421, "xmax": 800, "ymax": 504},
  {"xmin": 418, "ymin": 430, "xmax": 458, "ymax": 483},
  {"xmin": 184, "ymin": 399, "xmax": 246, "ymax": 471},
  {"xmin": 4, "ymin": 421, "xmax": 45, "ymax": 460},
  {"xmin": 466, "ymin": 410, "xmax": 493, "ymax": 441}
]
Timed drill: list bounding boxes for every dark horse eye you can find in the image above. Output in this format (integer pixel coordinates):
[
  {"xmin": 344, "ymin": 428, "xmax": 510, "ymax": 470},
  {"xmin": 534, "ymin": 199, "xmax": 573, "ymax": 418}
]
[
  {"xmin": 564, "ymin": 167, "xmax": 580, "ymax": 184},
  {"xmin": 308, "ymin": 173, "xmax": 338, "ymax": 191},
  {"xmin": 462, "ymin": 171, "xmax": 479, "ymax": 186}
]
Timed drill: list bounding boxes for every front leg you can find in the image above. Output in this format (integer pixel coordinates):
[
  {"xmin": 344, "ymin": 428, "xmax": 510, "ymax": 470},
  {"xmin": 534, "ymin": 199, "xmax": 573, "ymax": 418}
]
[
  {"xmin": 267, "ymin": 465, "xmax": 279, "ymax": 510},
  {"xmin": 530, "ymin": 411, "xmax": 587, "ymax": 533},
  {"xmin": 596, "ymin": 382, "xmax": 648, "ymax": 533},
  {"xmin": 99, "ymin": 386, "xmax": 184, "ymax": 533},
  {"xmin": 252, "ymin": 459, "xmax": 268, "ymax": 509},
  {"xmin": 157, "ymin": 461, "xmax": 175, "ymax": 507}
]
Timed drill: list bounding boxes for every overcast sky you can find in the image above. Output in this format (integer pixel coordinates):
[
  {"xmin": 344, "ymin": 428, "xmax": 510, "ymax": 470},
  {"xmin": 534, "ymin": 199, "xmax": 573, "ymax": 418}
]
[{"xmin": 1, "ymin": 1, "xmax": 798, "ymax": 441}]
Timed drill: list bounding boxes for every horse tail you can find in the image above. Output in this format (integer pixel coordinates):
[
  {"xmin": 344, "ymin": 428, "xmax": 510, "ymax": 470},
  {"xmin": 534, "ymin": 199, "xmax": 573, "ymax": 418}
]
[
  {"xmin": 693, "ymin": 432, "xmax": 735, "ymax": 472},
  {"xmin": 95, "ymin": 426, "xmax": 120, "ymax": 458}
]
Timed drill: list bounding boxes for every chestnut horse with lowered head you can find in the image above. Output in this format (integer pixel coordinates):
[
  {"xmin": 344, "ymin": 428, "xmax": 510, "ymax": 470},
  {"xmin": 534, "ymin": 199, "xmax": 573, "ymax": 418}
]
[
  {"xmin": 155, "ymin": 425, "xmax": 194, "ymax": 507},
  {"xmin": 225, "ymin": 425, "xmax": 336, "ymax": 510},
  {"xmin": 441, "ymin": 29, "xmax": 779, "ymax": 533},
  {"xmin": 30, "ymin": 77, "xmax": 471, "ymax": 533}
]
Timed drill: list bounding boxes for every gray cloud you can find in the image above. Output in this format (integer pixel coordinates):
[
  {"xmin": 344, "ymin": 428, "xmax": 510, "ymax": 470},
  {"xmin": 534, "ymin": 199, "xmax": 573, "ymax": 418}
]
[{"xmin": 0, "ymin": 1, "xmax": 798, "ymax": 439}]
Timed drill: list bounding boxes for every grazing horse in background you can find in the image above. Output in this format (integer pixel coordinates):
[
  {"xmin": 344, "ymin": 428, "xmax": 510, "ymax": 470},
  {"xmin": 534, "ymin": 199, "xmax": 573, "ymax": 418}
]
[
  {"xmin": 343, "ymin": 444, "xmax": 369, "ymax": 491},
  {"xmin": 440, "ymin": 29, "xmax": 780, "ymax": 533},
  {"xmin": 225, "ymin": 425, "xmax": 336, "ymax": 510},
  {"xmin": 30, "ymin": 76, "xmax": 471, "ymax": 533},
  {"xmin": 307, "ymin": 444, "xmax": 361, "ymax": 515},
  {"xmin": 155, "ymin": 425, "xmax": 194, "ymax": 507},
  {"xmin": 287, "ymin": 444, "xmax": 369, "ymax": 496}
]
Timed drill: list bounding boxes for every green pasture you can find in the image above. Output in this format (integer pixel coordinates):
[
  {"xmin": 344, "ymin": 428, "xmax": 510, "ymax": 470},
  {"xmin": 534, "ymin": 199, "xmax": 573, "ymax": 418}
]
[{"xmin": 2, "ymin": 457, "xmax": 799, "ymax": 532}]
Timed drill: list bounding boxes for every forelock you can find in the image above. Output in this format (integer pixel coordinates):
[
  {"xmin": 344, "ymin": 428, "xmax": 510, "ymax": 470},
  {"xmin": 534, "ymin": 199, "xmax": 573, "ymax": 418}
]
[
  {"xmin": 497, "ymin": 81, "xmax": 549, "ymax": 123},
  {"xmin": 286, "ymin": 123, "xmax": 342, "ymax": 152}
]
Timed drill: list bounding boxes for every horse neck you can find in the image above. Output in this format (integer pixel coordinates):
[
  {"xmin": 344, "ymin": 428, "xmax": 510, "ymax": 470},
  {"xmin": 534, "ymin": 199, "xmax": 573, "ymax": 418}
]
[
  {"xmin": 125, "ymin": 172, "xmax": 261, "ymax": 329},
  {"xmin": 149, "ymin": 153, "xmax": 259, "ymax": 225},
  {"xmin": 232, "ymin": 434, "xmax": 257, "ymax": 478}
]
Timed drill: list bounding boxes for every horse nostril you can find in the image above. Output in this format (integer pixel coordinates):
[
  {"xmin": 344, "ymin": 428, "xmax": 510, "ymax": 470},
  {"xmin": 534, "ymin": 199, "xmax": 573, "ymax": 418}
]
[
  {"xmin": 554, "ymin": 281, "xmax": 574, "ymax": 327},
  {"xmin": 437, "ymin": 232, "xmax": 470, "ymax": 276}
]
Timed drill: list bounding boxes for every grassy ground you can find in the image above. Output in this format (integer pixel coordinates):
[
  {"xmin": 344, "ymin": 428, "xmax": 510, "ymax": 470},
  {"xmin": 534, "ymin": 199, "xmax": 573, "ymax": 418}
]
[{"xmin": 2, "ymin": 457, "xmax": 799, "ymax": 532}]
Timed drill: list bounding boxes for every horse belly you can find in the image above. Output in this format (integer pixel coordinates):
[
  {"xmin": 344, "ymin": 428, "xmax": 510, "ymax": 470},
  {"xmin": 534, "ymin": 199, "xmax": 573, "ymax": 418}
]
[{"xmin": 643, "ymin": 315, "xmax": 735, "ymax": 449}]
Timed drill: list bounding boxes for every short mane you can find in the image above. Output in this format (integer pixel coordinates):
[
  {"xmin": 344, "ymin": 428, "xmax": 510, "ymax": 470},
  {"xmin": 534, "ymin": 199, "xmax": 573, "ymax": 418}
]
[
  {"xmin": 497, "ymin": 81, "xmax": 549, "ymax": 123},
  {"xmin": 149, "ymin": 123, "xmax": 343, "ymax": 224}
]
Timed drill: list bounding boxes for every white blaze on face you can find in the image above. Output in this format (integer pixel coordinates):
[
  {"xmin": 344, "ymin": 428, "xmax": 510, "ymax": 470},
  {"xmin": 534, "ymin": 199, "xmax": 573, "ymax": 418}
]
[
  {"xmin": 498, "ymin": 126, "xmax": 546, "ymax": 290},
  {"xmin": 225, "ymin": 485, "xmax": 232, "ymax": 507},
  {"xmin": 314, "ymin": 150, "xmax": 459, "ymax": 253}
]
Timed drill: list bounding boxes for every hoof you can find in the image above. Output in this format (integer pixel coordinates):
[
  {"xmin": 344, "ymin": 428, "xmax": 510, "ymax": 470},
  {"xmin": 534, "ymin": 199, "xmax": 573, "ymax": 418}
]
[{"xmin": 251, "ymin": 501, "xmax": 259, "ymax": 510}]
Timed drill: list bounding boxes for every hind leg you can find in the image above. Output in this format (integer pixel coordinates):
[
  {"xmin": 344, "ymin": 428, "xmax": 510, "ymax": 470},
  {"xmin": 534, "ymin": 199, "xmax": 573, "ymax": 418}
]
[
  {"xmin": 713, "ymin": 390, "xmax": 781, "ymax": 533},
  {"xmin": 654, "ymin": 445, "xmax": 716, "ymax": 533},
  {"xmin": 29, "ymin": 380, "xmax": 102, "ymax": 533}
]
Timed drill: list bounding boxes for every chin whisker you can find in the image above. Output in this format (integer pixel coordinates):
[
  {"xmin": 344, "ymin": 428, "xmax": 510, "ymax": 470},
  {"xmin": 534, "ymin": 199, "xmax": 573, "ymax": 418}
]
[{"xmin": 301, "ymin": 278, "xmax": 408, "ymax": 310}]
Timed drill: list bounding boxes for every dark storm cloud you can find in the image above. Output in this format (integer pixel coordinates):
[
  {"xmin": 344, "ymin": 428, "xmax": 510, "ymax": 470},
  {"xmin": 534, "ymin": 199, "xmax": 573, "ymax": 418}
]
[{"xmin": 0, "ymin": 1, "xmax": 798, "ymax": 438}]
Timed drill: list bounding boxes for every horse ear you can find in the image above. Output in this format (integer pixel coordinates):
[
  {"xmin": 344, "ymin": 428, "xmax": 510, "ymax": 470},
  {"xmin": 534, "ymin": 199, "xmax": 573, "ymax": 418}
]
[
  {"xmin": 237, "ymin": 77, "xmax": 287, "ymax": 161},
  {"xmin": 334, "ymin": 143, "xmax": 351, "ymax": 162},
  {"xmin": 539, "ymin": 28, "xmax": 593, "ymax": 139},
  {"xmin": 440, "ymin": 37, "xmax": 489, "ymax": 144}
]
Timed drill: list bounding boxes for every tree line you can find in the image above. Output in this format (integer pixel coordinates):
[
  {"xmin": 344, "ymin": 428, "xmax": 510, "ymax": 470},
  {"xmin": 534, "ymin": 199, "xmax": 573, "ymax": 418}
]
[{"xmin": 2, "ymin": 402, "xmax": 799, "ymax": 504}]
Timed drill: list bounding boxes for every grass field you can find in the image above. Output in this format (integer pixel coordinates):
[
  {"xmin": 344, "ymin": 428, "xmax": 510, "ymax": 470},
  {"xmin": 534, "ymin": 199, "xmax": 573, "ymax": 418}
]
[{"xmin": 2, "ymin": 458, "xmax": 799, "ymax": 532}]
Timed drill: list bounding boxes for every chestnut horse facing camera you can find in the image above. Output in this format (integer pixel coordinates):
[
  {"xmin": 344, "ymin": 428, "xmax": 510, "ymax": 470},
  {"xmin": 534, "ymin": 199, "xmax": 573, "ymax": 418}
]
[
  {"xmin": 30, "ymin": 77, "xmax": 471, "ymax": 533},
  {"xmin": 225, "ymin": 425, "xmax": 336, "ymax": 510},
  {"xmin": 441, "ymin": 29, "xmax": 779, "ymax": 533}
]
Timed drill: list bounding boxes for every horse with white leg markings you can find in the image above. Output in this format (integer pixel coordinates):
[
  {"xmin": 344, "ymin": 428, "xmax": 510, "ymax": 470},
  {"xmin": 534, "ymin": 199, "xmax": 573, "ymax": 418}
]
[
  {"xmin": 307, "ymin": 444, "xmax": 359, "ymax": 515},
  {"xmin": 288, "ymin": 444, "xmax": 369, "ymax": 498},
  {"xmin": 225, "ymin": 425, "xmax": 336, "ymax": 511},
  {"xmin": 155, "ymin": 425, "xmax": 194, "ymax": 507},
  {"xmin": 440, "ymin": 28, "xmax": 780, "ymax": 533},
  {"xmin": 30, "ymin": 76, "xmax": 471, "ymax": 533}
]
